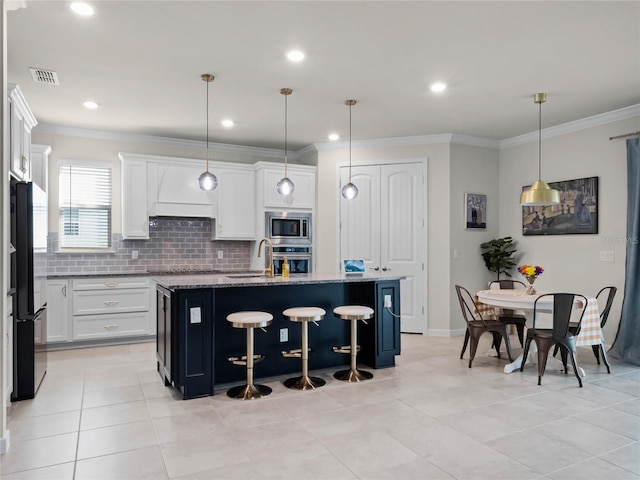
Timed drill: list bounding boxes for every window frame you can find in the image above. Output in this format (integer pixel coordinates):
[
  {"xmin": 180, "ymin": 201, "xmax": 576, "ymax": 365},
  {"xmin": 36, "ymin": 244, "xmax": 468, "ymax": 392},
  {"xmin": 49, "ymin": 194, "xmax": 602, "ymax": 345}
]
[{"xmin": 57, "ymin": 159, "xmax": 114, "ymax": 252}]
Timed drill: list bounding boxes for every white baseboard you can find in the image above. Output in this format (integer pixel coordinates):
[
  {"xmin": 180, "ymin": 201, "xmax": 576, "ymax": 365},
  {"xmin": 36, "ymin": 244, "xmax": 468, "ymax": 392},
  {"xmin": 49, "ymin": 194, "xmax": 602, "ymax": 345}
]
[
  {"xmin": 0, "ymin": 430, "xmax": 10, "ymax": 453},
  {"xmin": 427, "ymin": 328, "xmax": 466, "ymax": 337}
]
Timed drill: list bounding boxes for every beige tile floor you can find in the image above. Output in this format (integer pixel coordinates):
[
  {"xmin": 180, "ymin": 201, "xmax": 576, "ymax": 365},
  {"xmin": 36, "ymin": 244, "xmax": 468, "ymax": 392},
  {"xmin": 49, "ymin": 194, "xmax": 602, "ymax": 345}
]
[{"xmin": 1, "ymin": 334, "xmax": 639, "ymax": 479}]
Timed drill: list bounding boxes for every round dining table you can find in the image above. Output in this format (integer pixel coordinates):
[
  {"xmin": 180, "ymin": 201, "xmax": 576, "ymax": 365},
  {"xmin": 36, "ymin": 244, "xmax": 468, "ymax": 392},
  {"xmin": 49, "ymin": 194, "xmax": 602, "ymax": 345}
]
[{"xmin": 475, "ymin": 289, "xmax": 601, "ymax": 375}]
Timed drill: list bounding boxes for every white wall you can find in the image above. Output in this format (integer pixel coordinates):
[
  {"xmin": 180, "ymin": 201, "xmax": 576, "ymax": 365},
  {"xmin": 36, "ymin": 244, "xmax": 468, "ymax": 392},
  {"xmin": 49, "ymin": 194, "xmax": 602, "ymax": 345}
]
[
  {"xmin": 499, "ymin": 115, "xmax": 638, "ymax": 344},
  {"xmin": 449, "ymin": 143, "xmax": 501, "ymax": 333}
]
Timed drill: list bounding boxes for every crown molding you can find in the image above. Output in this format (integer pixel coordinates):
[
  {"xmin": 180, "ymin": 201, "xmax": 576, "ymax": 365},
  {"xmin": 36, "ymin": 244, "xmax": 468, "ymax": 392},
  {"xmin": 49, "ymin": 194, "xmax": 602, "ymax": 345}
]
[
  {"xmin": 34, "ymin": 123, "xmax": 286, "ymax": 159},
  {"xmin": 313, "ymin": 133, "xmax": 456, "ymax": 151},
  {"xmin": 500, "ymin": 104, "xmax": 640, "ymax": 149}
]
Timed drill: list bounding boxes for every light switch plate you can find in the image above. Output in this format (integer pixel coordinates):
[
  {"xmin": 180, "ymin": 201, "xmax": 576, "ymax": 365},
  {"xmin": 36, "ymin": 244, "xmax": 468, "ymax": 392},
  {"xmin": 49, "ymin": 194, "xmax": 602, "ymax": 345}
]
[{"xmin": 599, "ymin": 251, "xmax": 614, "ymax": 262}]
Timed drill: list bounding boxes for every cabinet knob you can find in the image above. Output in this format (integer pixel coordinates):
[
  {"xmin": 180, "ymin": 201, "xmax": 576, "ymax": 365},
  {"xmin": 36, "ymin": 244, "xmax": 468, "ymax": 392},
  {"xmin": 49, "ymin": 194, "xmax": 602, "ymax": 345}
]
[{"xmin": 104, "ymin": 300, "xmax": 119, "ymax": 306}]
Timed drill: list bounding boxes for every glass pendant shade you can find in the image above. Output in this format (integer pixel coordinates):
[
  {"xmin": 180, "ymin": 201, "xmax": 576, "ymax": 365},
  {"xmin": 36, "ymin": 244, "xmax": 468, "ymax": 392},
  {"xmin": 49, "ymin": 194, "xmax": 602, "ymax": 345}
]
[
  {"xmin": 520, "ymin": 92, "xmax": 560, "ymax": 206},
  {"xmin": 276, "ymin": 177, "xmax": 295, "ymax": 195},
  {"xmin": 198, "ymin": 171, "xmax": 218, "ymax": 191},
  {"xmin": 342, "ymin": 182, "xmax": 358, "ymax": 200}
]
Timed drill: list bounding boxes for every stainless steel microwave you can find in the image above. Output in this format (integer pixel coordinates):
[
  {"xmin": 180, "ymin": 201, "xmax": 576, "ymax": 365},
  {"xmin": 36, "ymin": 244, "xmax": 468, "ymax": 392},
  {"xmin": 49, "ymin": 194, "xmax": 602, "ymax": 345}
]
[{"xmin": 265, "ymin": 211, "xmax": 312, "ymax": 245}]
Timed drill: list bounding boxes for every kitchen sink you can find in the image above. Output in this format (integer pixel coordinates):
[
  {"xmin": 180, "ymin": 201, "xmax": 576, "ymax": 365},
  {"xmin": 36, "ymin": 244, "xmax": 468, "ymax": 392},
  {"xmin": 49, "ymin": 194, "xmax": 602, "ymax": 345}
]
[{"xmin": 225, "ymin": 273, "xmax": 267, "ymax": 278}]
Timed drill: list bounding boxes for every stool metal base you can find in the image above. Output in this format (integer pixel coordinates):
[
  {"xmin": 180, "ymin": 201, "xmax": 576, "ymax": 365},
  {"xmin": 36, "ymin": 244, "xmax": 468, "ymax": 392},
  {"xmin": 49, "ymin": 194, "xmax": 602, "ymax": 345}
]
[
  {"xmin": 283, "ymin": 375, "xmax": 326, "ymax": 390},
  {"xmin": 227, "ymin": 383, "xmax": 272, "ymax": 400},
  {"xmin": 334, "ymin": 368, "xmax": 373, "ymax": 382}
]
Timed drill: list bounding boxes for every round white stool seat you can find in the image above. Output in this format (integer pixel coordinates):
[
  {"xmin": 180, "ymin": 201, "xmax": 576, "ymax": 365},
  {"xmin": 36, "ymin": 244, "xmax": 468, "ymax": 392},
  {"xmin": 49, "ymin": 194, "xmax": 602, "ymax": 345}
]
[
  {"xmin": 333, "ymin": 305, "xmax": 374, "ymax": 320},
  {"xmin": 227, "ymin": 311, "xmax": 273, "ymax": 329},
  {"xmin": 283, "ymin": 307, "xmax": 326, "ymax": 322}
]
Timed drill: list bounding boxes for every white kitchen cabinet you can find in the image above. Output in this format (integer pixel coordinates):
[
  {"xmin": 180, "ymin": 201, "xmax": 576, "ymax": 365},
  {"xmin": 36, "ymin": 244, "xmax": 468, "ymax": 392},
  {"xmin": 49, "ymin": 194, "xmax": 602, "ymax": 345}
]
[
  {"xmin": 71, "ymin": 277, "xmax": 152, "ymax": 341},
  {"xmin": 120, "ymin": 156, "xmax": 150, "ymax": 239},
  {"xmin": 47, "ymin": 279, "xmax": 71, "ymax": 343},
  {"xmin": 257, "ymin": 163, "xmax": 316, "ymax": 210},
  {"xmin": 30, "ymin": 144, "xmax": 51, "ymax": 192},
  {"xmin": 8, "ymin": 84, "xmax": 37, "ymax": 181},
  {"xmin": 212, "ymin": 167, "xmax": 256, "ymax": 240}
]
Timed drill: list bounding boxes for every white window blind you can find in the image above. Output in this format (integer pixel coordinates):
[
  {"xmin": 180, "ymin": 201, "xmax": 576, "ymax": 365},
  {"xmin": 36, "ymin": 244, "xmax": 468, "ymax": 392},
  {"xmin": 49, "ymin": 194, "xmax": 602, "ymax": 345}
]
[{"xmin": 59, "ymin": 163, "xmax": 112, "ymax": 249}]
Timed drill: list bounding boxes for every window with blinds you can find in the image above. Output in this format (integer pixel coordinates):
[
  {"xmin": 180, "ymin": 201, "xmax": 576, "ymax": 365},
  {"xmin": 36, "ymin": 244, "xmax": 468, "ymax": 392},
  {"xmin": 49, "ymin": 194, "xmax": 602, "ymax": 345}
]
[{"xmin": 59, "ymin": 163, "xmax": 112, "ymax": 249}]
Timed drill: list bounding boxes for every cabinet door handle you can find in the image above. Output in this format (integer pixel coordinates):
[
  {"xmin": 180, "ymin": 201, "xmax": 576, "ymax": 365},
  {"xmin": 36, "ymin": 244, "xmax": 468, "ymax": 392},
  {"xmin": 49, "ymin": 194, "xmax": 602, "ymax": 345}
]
[
  {"xmin": 104, "ymin": 324, "xmax": 119, "ymax": 330},
  {"xmin": 370, "ymin": 266, "xmax": 380, "ymax": 271},
  {"xmin": 20, "ymin": 155, "xmax": 27, "ymax": 173},
  {"xmin": 382, "ymin": 267, "xmax": 391, "ymax": 271},
  {"xmin": 62, "ymin": 285, "xmax": 67, "ymax": 297},
  {"xmin": 104, "ymin": 300, "xmax": 119, "ymax": 306},
  {"xmin": 104, "ymin": 282, "xmax": 119, "ymax": 288}
]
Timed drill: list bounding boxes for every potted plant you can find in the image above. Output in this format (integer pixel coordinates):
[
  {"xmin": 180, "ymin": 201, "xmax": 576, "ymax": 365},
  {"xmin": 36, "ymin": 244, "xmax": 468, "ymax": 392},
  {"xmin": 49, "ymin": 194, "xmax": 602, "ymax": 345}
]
[{"xmin": 480, "ymin": 236, "xmax": 518, "ymax": 280}]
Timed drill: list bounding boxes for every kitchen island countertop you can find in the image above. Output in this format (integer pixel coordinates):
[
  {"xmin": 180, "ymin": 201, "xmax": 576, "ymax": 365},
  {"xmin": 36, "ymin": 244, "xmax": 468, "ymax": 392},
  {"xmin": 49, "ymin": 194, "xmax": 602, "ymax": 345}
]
[{"xmin": 152, "ymin": 272, "xmax": 405, "ymax": 290}]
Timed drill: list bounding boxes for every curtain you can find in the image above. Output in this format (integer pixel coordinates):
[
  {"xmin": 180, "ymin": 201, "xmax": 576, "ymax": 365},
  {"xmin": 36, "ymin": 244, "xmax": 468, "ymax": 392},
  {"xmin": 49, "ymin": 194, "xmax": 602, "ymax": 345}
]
[{"xmin": 609, "ymin": 137, "xmax": 640, "ymax": 365}]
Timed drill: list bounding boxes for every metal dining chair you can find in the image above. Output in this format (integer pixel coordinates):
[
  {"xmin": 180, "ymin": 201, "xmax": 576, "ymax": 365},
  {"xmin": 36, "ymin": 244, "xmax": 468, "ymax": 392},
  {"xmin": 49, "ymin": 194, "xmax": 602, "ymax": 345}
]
[
  {"xmin": 456, "ymin": 285, "xmax": 513, "ymax": 368},
  {"xmin": 521, "ymin": 293, "xmax": 587, "ymax": 387},
  {"xmin": 489, "ymin": 280, "xmax": 527, "ymax": 347}
]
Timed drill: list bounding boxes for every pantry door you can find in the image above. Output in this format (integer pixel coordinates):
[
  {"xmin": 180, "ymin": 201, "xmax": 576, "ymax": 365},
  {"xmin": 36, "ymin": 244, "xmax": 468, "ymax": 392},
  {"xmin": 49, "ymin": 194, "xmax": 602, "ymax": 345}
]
[{"xmin": 340, "ymin": 162, "xmax": 424, "ymax": 333}]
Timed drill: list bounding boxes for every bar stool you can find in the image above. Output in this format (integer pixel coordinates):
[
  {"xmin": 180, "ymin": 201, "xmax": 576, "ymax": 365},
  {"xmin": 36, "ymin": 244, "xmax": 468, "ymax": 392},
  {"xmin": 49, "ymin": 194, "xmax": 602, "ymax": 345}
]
[
  {"xmin": 226, "ymin": 311, "xmax": 273, "ymax": 400},
  {"xmin": 281, "ymin": 307, "xmax": 326, "ymax": 390},
  {"xmin": 332, "ymin": 305, "xmax": 374, "ymax": 382}
]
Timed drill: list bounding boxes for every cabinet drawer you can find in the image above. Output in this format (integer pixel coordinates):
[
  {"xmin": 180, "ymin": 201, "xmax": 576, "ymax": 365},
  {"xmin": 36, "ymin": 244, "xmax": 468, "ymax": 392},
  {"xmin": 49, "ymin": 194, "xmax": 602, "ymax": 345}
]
[
  {"xmin": 73, "ymin": 312, "xmax": 149, "ymax": 340},
  {"xmin": 73, "ymin": 277, "xmax": 148, "ymax": 291},
  {"xmin": 73, "ymin": 288, "xmax": 149, "ymax": 315}
]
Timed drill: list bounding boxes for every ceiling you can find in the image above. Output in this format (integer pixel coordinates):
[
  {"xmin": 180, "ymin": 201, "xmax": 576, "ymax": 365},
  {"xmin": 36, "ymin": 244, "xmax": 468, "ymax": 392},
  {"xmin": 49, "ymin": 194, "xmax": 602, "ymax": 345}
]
[{"xmin": 7, "ymin": 1, "xmax": 640, "ymax": 152}]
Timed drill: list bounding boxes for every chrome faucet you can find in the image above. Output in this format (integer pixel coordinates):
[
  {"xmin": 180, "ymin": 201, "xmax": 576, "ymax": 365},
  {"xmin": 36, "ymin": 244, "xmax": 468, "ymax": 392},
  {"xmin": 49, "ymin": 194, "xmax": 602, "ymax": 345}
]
[{"xmin": 258, "ymin": 237, "xmax": 274, "ymax": 278}]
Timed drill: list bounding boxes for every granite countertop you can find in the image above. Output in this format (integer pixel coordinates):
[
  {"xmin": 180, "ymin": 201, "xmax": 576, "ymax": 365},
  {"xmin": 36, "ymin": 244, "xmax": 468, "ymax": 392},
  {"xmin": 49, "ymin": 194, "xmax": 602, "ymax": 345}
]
[{"xmin": 153, "ymin": 272, "xmax": 405, "ymax": 290}]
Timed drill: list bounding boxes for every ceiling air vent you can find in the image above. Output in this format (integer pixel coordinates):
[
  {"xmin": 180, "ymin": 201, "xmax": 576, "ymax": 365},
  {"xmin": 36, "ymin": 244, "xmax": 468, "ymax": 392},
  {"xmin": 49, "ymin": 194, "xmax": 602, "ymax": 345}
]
[{"xmin": 29, "ymin": 67, "xmax": 59, "ymax": 85}]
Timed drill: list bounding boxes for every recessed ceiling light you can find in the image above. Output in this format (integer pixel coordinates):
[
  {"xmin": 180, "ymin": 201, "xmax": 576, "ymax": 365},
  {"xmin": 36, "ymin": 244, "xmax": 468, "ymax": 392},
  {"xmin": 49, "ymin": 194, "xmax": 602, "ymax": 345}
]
[
  {"xmin": 221, "ymin": 119, "xmax": 234, "ymax": 128},
  {"xmin": 328, "ymin": 133, "xmax": 340, "ymax": 141},
  {"xmin": 70, "ymin": 2, "xmax": 94, "ymax": 16},
  {"xmin": 83, "ymin": 100, "xmax": 99, "ymax": 109},
  {"xmin": 430, "ymin": 82, "xmax": 447, "ymax": 93},
  {"xmin": 286, "ymin": 50, "xmax": 305, "ymax": 62}
]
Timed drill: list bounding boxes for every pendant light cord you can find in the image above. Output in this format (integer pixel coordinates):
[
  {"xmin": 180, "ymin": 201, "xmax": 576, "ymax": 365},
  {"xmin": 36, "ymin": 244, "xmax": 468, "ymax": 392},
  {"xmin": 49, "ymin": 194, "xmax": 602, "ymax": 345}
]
[
  {"xmin": 538, "ymin": 99, "xmax": 542, "ymax": 181},
  {"xmin": 205, "ymin": 78, "xmax": 210, "ymax": 171},
  {"xmin": 348, "ymin": 102, "xmax": 352, "ymax": 181},
  {"xmin": 284, "ymin": 93, "xmax": 288, "ymax": 177}
]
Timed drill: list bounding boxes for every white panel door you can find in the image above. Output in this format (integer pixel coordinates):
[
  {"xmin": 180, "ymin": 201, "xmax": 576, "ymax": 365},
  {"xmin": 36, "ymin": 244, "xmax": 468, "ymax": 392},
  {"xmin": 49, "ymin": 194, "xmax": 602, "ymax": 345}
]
[
  {"xmin": 340, "ymin": 163, "xmax": 424, "ymax": 333},
  {"xmin": 380, "ymin": 163, "xmax": 424, "ymax": 333},
  {"xmin": 340, "ymin": 166, "xmax": 380, "ymax": 273}
]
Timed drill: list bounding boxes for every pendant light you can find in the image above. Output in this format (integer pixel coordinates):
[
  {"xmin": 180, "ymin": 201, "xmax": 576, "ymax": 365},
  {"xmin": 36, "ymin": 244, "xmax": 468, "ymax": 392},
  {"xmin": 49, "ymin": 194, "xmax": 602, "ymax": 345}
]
[
  {"xmin": 198, "ymin": 73, "xmax": 218, "ymax": 191},
  {"xmin": 276, "ymin": 88, "xmax": 295, "ymax": 196},
  {"xmin": 341, "ymin": 99, "xmax": 358, "ymax": 200},
  {"xmin": 520, "ymin": 93, "xmax": 560, "ymax": 205}
]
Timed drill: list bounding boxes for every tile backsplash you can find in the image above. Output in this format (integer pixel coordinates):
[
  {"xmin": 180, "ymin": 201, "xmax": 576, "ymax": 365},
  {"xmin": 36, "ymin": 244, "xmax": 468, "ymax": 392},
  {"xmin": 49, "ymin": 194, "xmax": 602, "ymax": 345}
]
[{"xmin": 47, "ymin": 217, "xmax": 251, "ymax": 275}]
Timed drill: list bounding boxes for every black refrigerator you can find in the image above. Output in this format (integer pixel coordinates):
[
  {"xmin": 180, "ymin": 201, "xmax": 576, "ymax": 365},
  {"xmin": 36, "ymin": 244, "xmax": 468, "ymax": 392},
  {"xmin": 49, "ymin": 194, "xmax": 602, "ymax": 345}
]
[{"xmin": 10, "ymin": 178, "xmax": 48, "ymax": 400}]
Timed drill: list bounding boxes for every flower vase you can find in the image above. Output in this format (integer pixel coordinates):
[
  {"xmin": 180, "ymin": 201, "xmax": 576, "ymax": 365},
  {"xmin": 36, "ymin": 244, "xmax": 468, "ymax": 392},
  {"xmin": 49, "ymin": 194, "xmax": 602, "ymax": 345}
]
[{"xmin": 525, "ymin": 275, "xmax": 537, "ymax": 295}]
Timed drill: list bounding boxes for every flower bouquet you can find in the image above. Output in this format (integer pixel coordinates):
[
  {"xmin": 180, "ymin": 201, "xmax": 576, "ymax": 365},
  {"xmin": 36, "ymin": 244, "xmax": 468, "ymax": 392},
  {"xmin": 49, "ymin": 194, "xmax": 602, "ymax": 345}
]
[{"xmin": 517, "ymin": 265, "xmax": 544, "ymax": 295}]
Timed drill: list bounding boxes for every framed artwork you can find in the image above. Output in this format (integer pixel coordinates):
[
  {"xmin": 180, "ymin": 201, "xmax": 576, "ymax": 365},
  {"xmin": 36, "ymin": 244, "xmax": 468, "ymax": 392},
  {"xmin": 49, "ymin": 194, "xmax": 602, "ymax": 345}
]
[
  {"xmin": 465, "ymin": 193, "xmax": 487, "ymax": 229},
  {"xmin": 522, "ymin": 176, "xmax": 598, "ymax": 235}
]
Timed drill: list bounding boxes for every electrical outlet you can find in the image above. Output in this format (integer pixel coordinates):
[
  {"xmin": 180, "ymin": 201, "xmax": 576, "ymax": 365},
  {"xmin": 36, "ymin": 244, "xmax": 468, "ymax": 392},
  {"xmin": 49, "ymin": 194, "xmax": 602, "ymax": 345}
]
[
  {"xmin": 217, "ymin": 250, "xmax": 224, "ymax": 259},
  {"xmin": 280, "ymin": 328, "xmax": 288, "ymax": 342},
  {"xmin": 384, "ymin": 294, "xmax": 392, "ymax": 308},
  {"xmin": 131, "ymin": 250, "xmax": 138, "ymax": 260}
]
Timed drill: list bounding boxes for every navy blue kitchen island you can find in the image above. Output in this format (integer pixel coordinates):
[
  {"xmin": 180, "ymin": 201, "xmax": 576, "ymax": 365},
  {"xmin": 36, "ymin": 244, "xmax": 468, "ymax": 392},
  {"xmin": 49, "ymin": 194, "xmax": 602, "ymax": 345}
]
[{"xmin": 153, "ymin": 273, "xmax": 402, "ymax": 399}]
